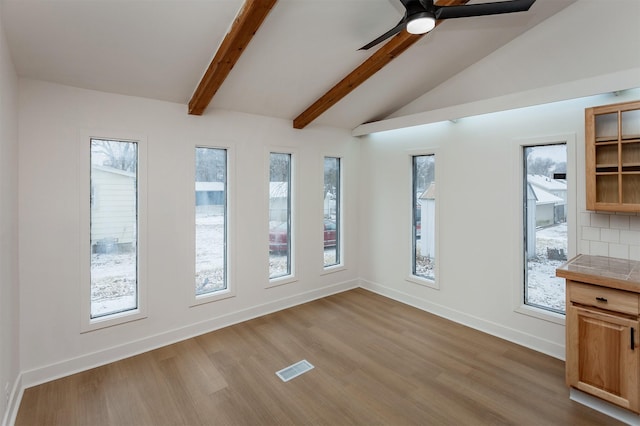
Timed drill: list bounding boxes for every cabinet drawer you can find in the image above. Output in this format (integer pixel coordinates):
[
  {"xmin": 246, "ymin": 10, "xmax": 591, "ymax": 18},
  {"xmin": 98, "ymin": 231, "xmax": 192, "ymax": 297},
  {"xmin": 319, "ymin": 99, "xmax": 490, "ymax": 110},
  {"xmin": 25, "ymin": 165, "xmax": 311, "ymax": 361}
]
[{"xmin": 569, "ymin": 282, "xmax": 639, "ymax": 315}]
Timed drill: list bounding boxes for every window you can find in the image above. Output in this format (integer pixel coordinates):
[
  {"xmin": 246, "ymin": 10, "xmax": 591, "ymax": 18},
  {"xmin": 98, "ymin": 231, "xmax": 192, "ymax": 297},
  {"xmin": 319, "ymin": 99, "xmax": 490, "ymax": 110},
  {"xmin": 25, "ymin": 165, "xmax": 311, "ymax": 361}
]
[
  {"xmin": 324, "ymin": 157, "xmax": 341, "ymax": 268},
  {"xmin": 269, "ymin": 152, "xmax": 292, "ymax": 279},
  {"xmin": 195, "ymin": 147, "xmax": 228, "ymax": 297},
  {"xmin": 523, "ymin": 143, "xmax": 567, "ymax": 314},
  {"xmin": 89, "ymin": 138, "xmax": 141, "ymax": 320},
  {"xmin": 412, "ymin": 154, "xmax": 435, "ymax": 281}
]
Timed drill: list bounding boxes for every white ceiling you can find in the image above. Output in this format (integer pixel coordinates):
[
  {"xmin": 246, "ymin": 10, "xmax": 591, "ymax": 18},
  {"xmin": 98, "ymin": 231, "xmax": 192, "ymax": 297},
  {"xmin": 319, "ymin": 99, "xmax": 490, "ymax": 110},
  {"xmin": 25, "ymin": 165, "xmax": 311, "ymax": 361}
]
[{"xmin": 2, "ymin": 0, "xmax": 576, "ymax": 130}]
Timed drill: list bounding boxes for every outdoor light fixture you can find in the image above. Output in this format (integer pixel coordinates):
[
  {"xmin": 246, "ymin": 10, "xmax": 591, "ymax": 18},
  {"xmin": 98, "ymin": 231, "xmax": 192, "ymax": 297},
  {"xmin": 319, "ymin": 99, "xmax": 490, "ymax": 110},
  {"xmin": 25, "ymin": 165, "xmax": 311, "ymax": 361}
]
[{"xmin": 406, "ymin": 11, "xmax": 436, "ymax": 34}]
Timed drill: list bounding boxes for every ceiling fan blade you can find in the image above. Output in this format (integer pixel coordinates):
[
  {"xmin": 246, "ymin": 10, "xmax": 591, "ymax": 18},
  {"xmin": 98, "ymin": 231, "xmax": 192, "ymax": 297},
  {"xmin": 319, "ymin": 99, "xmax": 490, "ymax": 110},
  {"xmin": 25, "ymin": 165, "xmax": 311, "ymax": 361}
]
[
  {"xmin": 359, "ymin": 19, "xmax": 407, "ymax": 50},
  {"xmin": 435, "ymin": 0, "xmax": 535, "ymax": 20}
]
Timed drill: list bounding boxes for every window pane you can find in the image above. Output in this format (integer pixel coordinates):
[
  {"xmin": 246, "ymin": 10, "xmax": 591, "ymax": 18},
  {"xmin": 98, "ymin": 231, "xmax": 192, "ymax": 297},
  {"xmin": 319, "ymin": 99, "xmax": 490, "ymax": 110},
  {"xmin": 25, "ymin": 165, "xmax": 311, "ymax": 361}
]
[
  {"xmin": 413, "ymin": 155, "xmax": 435, "ymax": 280},
  {"xmin": 269, "ymin": 153, "xmax": 291, "ymax": 278},
  {"xmin": 524, "ymin": 144, "xmax": 567, "ymax": 314},
  {"xmin": 324, "ymin": 157, "xmax": 340, "ymax": 267},
  {"xmin": 195, "ymin": 147, "xmax": 227, "ymax": 296},
  {"xmin": 90, "ymin": 139, "xmax": 138, "ymax": 318}
]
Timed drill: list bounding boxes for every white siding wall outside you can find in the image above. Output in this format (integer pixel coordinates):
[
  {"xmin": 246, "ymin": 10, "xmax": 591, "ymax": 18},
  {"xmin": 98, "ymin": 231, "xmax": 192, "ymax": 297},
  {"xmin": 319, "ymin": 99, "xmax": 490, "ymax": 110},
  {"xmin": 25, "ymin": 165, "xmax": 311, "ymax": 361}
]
[
  {"xmin": 91, "ymin": 167, "xmax": 136, "ymax": 247},
  {"xmin": 419, "ymin": 198, "xmax": 435, "ymax": 258}
]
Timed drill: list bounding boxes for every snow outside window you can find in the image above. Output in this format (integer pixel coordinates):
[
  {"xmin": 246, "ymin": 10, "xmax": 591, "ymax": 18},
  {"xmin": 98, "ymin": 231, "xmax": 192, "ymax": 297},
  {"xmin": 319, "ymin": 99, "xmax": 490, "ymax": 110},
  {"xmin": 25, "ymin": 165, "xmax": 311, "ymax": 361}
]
[
  {"xmin": 90, "ymin": 139, "xmax": 139, "ymax": 318},
  {"xmin": 324, "ymin": 157, "xmax": 341, "ymax": 268},
  {"xmin": 412, "ymin": 154, "xmax": 435, "ymax": 281},
  {"xmin": 269, "ymin": 153, "xmax": 292, "ymax": 279},
  {"xmin": 523, "ymin": 143, "xmax": 567, "ymax": 314},
  {"xmin": 195, "ymin": 147, "xmax": 228, "ymax": 297}
]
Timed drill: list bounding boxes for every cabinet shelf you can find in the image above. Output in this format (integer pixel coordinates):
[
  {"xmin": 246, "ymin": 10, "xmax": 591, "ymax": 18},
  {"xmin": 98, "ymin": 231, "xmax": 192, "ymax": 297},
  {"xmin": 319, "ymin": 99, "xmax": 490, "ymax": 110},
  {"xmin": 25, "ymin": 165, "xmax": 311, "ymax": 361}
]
[
  {"xmin": 596, "ymin": 136, "xmax": 619, "ymax": 143},
  {"xmin": 586, "ymin": 100, "xmax": 640, "ymax": 212}
]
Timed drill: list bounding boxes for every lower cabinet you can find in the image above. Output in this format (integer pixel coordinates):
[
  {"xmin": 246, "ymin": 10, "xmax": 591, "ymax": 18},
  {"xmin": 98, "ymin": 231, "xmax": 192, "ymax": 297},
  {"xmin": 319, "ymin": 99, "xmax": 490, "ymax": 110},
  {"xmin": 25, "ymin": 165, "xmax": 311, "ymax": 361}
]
[{"xmin": 566, "ymin": 280, "xmax": 640, "ymax": 413}]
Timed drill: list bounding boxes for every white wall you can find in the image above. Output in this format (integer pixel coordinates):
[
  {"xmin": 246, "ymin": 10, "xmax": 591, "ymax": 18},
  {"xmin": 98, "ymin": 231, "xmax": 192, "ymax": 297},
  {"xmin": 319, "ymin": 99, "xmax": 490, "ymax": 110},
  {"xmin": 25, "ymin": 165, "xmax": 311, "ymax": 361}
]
[
  {"xmin": 0, "ymin": 3, "xmax": 20, "ymax": 424},
  {"xmin": 18, "ymin": 79, "xmax": 360, "ymax": 386},
  {"xmin": 358, "ymin": 89, "xmax": 640, "ymax": 360}
]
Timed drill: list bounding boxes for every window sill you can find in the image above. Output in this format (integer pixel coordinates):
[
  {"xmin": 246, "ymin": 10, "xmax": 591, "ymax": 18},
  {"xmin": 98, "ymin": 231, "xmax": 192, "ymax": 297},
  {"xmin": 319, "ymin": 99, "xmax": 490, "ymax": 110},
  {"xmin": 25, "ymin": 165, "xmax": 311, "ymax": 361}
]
[
  {"xmin": 190, "ymin": 288, "xmax": 236, "ymax": 307},
  {"xmin": 81, "ymin": 309, "xmax": 147, "ymax": 333},
  {"xmin": 267, "ymin": 275, "xmax": 298, "ymax": 288},
  {"xmin": 406, "ymin": 275, "xmax": 439, "ymax": 290},
  {"xmin": 514, "ymin": 304, "xmax": 565, "ymax": 326},
  {"xmin": 321, "ymin": 264, "xmax": 345, "ymax": 276}
]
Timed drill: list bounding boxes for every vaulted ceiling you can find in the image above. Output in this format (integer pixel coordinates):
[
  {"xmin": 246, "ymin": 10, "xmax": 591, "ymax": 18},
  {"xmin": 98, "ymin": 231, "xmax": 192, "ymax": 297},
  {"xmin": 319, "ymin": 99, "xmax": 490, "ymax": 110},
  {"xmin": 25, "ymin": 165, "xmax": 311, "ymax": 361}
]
[{"xmin": 2, "ymin": 0, "xmax": 580, "ymax": 130}]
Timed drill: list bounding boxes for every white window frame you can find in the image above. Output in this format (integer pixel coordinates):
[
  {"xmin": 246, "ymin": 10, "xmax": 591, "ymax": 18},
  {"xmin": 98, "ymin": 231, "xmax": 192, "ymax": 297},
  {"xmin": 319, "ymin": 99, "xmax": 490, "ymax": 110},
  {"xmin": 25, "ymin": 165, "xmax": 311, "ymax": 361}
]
[
  {"xmin": 267, "ymin": 148, "xmax": 298, "ymax": 288},
  {"xmin": 512, "ymin": 133, "xmax": 577, "ymax": 325},
  {"xmin": 406, "ymin": 148, "xmax": 440, "ymax": 290},
  {"xmin": 190, "ymin": 143, "xmax": 236, "ymax": 307},
  {"xmin": 80, "ymin": 132, "xmax": 148, "ymax": 332},
  {"xmin": 322, "ymin": 154, "xmax": 345, "ymax": 274}
]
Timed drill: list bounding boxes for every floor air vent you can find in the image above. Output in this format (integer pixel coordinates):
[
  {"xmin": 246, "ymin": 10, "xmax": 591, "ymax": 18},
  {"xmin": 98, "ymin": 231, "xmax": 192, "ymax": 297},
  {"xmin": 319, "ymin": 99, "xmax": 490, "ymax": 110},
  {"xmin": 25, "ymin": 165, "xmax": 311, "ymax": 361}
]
[{"xmin": 276, "ymin": 360, "xmax": 314, "ymax": 382}]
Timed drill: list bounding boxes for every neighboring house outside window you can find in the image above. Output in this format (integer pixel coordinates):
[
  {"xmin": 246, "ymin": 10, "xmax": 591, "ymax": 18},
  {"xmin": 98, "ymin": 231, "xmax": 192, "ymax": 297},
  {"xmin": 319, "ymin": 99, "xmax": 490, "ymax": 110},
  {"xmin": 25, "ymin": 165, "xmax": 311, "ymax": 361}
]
[{"xmin": 523, "ymin": 143, "xmax": 568, "ymax": 314}]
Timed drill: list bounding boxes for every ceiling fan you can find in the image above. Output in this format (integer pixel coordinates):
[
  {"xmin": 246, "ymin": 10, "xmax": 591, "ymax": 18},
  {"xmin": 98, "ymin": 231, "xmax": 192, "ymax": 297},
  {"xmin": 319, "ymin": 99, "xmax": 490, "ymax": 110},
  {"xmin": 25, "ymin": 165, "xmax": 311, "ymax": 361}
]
[{"xmin": 359, "ymin": 0, "xmax": 536, "ymax": 50}]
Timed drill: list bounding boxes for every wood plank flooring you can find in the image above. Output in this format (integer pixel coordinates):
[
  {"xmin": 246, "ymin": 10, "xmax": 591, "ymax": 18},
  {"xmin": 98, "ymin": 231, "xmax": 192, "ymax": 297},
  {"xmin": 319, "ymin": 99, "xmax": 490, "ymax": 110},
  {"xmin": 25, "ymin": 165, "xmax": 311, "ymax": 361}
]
[{"xmin": 16, "ymin": 288, "xmax": 623, "ymax": 425}]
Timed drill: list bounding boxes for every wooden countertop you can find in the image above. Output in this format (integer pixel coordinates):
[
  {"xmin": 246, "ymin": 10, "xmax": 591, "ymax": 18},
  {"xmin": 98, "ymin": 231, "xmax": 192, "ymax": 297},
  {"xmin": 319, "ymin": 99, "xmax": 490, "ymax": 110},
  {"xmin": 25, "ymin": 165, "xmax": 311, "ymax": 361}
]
[{"xmin": 556, "ymin": 254, "xmax": 640, "ymax": 293}]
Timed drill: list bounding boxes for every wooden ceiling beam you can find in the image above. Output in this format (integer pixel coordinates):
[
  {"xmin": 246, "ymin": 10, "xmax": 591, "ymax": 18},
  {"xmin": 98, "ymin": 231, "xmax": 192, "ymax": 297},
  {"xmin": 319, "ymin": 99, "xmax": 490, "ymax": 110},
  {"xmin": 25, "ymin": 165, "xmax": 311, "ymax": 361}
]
[
  {"xmin": 293, "ymin": 0, "xmax": 469, "ymax": 130},
  {"xmin": 189, "ymin": 0, "xmax": 277, "ymax": 116}
]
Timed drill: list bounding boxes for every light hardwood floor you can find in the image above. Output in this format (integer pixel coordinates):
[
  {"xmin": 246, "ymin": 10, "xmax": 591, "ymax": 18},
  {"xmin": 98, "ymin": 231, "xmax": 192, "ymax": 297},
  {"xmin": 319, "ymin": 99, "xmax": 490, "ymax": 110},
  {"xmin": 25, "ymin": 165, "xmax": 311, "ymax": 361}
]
[{"xmin": 17, "ymin": 288, "xmax": 623, "ymax": 425}]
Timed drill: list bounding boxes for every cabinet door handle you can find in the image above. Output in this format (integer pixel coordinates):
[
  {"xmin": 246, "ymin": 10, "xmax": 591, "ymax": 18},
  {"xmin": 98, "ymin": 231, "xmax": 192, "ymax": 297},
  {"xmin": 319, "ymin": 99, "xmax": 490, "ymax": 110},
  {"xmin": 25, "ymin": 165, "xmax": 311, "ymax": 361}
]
[
  {"xmin": 595, "ymin": 297, "xmax": 608, "ymax": 303},
  {"xmin": 632, "ymin": 328, "xmax": 635, "ymax": 351}
]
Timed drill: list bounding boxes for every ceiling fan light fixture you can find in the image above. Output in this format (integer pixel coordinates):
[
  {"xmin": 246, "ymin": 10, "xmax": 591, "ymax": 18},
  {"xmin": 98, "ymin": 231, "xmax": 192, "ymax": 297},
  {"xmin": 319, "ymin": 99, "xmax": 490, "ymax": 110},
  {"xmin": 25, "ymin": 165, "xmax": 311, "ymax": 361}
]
[{"xmin": 406, "ymin": 11, "xmax": 436, "ymax": 34}]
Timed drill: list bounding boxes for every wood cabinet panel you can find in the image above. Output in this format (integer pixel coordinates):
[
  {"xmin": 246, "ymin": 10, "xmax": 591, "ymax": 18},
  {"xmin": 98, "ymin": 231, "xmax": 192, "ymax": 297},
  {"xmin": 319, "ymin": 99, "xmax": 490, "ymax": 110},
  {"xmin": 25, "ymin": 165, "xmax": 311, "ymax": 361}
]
[
  {"xmin": 569, "ymin": 281, "xmax": 639, "ymax": 316},
  {"xmin": 586, "ymin": 100, "xmax": 640, "ymax": 212},
  {"xmin": 567, "ymin": 305, "xmax": 639, "ymax": 412},
  {"xmin": 565, "ymin": 277, "xmax": 640, "ymax": 414}
]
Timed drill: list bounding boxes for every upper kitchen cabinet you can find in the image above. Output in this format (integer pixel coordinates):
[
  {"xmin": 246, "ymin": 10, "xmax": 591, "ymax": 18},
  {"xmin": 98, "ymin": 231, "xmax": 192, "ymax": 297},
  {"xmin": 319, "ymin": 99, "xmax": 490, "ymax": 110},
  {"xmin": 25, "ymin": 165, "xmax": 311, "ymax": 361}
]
[{"xmin": 586, "ymin": 100, "xmax": 640, "ymax": 212}]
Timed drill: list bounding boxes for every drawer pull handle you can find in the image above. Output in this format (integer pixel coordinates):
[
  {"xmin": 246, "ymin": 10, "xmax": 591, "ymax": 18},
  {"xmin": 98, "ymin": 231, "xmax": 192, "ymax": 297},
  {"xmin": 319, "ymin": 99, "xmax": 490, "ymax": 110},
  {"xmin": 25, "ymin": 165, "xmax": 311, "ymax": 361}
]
[
  {"xmin": 632, "ymin": 328, "xmax": 636, "ymax": 351},
  {"xmin": 595, "ymin": 297, "xmax": 608, "ymax": 303}
]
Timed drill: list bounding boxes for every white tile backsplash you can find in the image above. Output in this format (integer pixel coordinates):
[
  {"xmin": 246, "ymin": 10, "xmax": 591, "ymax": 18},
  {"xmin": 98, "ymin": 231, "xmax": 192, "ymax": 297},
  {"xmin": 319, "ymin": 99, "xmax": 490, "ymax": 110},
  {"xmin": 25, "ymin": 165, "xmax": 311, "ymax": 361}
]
[
  {"xmin": 582, "ymin": 226, "xmax": 600, "ymax": 241},
  {"xmin": 590, "ymin": 241, "xmax": 610, "ymax": 256},
  {"xmin": 590, "ymin": 213, "xmax": 610, "ymax": 228},
  {"xmin": 620, "ymin": 230, "xmax": 640, "ymax": 245},
  {"xmin": 600, "ymin": 228, "xmax": 620, "ymax": 243},
  {"xmin": 580, "ymin": 212, "xmax": 640, "ymax": 260},
  {"xmin": 609, "ymin": 215, "xmax": 630, "ymax": 230},
  {"xmin": 609, "ymin": 243, "xmax": 629, "ymax": 259}
]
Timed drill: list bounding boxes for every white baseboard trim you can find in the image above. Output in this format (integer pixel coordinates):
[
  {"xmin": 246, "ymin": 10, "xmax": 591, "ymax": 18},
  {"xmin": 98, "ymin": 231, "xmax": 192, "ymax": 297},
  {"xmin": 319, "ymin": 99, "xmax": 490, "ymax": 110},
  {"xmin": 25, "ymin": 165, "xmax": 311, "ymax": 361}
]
[
  {"xmin": 359, "ymin": 278, "xmax": 565, "ymax": 360},
  {"xmin": 2, "ymin": 374, "xmax": 23, "ymax": 426},
  {"xmin": 570, "ymin": 388, "xmax": 640, "ymax": 426},
  {"xmin": 19, "ymin": 279, "xmax": 358, "ymax": 392}
]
